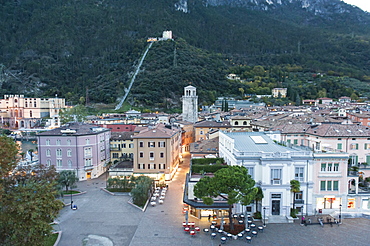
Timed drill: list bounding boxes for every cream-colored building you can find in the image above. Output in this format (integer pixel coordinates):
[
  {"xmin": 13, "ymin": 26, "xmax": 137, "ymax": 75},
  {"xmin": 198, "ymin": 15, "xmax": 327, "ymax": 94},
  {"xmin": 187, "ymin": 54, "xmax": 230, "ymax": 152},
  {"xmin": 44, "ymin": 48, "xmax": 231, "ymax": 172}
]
[
  {"xmin": 272, "ymin": 88, "xmax": 287, "ymax": 98},
  {"xmin": 132, "ymin": 124, "xmax": 181, "ymax": 181},
  {"xmin": 0, "ymin": 94, "xmax": 65, "ymax": 128}
]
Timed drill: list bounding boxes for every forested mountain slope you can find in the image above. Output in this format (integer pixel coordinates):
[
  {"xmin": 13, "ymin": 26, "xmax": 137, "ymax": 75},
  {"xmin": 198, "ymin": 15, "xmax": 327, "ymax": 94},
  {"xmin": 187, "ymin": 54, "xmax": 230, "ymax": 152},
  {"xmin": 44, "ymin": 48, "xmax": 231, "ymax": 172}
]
[{"xmin": 0, "ymin": 0, "xmax": 369, "ymax": 108}]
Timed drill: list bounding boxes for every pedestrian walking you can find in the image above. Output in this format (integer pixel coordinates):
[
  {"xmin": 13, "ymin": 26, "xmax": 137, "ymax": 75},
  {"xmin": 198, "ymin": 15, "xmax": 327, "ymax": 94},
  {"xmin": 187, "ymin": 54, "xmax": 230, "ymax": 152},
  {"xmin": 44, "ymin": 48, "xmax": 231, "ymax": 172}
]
[{"xmin": 208, "ymin": 214, "xmax": 211, "ymax": 221}]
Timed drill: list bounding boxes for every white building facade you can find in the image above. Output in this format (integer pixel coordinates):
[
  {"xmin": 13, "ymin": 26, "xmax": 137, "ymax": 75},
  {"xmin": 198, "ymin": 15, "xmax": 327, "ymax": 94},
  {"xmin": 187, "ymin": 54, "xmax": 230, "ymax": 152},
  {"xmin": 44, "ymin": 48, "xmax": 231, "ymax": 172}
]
[{"xmin": 219, "ymin": 131, "xmax": 314, "ymax": 219}]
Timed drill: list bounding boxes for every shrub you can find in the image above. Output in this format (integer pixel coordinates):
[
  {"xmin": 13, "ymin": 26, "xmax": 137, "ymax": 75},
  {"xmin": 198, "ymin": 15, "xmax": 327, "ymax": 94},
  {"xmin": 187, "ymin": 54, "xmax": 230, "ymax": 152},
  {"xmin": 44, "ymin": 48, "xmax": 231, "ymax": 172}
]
[
  {"xmin": 253, "ymin": 211, "xmax": 262, "ymax": 219},
  {"xmin": 192, "ymin": 164, "xmax": 227, "ymax": 174},
  {"xmin": 290, "ymin": 208, "xmax": 298, "ymax": 218}
]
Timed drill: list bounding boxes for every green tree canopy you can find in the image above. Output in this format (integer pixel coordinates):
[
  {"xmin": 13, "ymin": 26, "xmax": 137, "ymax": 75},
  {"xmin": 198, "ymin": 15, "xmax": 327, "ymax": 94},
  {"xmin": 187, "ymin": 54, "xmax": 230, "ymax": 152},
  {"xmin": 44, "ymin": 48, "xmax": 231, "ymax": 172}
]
[
  {"xmin": 59, "ymin": 104, "xmax": 88, "ymax": 124},
  {"xmin": 58, "ymin": 170, "xmax": 79, "ymax": 192},
  {"xmin": 194, "ymin": 166, "xmax": 257, "ymax": 229},
  {"xmin": 0, "ymin": 160, "xmax": 63, "ymax": 245},
  {"xmin": 130, "ymin": 175, "xmax": 153, "ymax": 207},
  {"xmin": 290, "ymin": 179, "xmax": 301, "ymax": 212}
]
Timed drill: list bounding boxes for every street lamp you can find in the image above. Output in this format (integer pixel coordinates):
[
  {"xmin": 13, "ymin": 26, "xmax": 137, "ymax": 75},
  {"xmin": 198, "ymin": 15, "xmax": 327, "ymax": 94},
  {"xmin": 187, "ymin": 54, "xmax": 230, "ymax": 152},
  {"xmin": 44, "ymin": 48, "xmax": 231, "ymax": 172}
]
[
  {"xmin": 263, "ymin": 207, "xmax": 266, "ymax": 227},
  {"xmin": 70, "ymin": 192, "xmax": 73, "ymax": 209},
  {"xmin": 339, "ymin": 204, "xmax": 342, "ymax": 224}
]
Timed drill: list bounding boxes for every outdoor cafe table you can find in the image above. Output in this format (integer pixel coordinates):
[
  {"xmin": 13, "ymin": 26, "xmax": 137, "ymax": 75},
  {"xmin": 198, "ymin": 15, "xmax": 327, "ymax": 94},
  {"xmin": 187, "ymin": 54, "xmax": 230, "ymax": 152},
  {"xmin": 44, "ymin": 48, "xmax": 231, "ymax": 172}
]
[
  {"xmin": 184, "ymin": 227, "xmax": 190, "ymax": 233},
  {"xmin": 195, "ymin": 226, "xmax": 200, "ymax": 232},
  {"xmin": 190, "ymin": 230, "xmax": 196, "ymax": 236}
]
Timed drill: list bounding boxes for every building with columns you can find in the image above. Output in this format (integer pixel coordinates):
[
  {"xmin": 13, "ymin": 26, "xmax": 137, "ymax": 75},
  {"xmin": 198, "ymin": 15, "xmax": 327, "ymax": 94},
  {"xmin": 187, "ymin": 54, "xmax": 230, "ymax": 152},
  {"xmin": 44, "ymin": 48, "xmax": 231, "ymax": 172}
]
[{"xmin": 182, "ymin": 85, "xmax": 198, "ymax": 123}]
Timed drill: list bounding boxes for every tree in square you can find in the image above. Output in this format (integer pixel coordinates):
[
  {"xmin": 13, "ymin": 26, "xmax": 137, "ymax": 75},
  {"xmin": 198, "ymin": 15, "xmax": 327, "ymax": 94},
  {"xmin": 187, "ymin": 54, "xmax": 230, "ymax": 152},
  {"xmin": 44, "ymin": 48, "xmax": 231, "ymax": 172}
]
[{"xmin": 194, "ymin": 165, "xmax": 257, "ymax": 230}]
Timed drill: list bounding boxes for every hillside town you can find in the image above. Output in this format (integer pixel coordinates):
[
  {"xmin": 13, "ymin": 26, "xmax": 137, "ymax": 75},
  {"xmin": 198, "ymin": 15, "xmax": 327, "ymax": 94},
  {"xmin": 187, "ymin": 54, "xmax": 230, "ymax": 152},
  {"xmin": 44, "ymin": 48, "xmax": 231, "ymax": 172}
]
[
  {"xmin": 4, "ymin": 83, "xmax": 370, "ymax": 212},
  {"xmin": 2, "ymin": 84, "xmax": 370, "ymax": 245}
]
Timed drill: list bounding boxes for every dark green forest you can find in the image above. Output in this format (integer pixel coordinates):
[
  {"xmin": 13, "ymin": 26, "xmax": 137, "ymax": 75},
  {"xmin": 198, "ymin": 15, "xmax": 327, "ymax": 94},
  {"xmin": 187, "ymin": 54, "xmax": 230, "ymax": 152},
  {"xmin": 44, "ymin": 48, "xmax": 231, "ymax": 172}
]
[{"xmin": 1, "ymin": 0, "xmax": 370, "ymax": 110}]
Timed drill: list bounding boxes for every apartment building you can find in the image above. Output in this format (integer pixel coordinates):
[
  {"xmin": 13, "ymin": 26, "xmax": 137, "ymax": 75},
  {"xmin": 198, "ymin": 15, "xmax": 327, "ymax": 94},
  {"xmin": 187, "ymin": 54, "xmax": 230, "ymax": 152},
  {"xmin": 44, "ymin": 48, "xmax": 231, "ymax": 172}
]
[
  {"xmin": 312, "ymin": 151, "xmax": 349, "ymax": 215},
  {"xmin": 37, "ymin": 123, "xmax": 111, "ymax": 180},
  {"xmin": 347, "ymin": 112, "xmax": 370, "ymax": 126},
  {"xmin": 110, "ymin": 131, "xmax": 135, "ymax": 163},
  {"xmin": 277, "ymin": 123, "xmax": 370, "ymax": 166},
  {"xmin": 132, "ymin": 124, "xmax": 181, "ymax": 181}
]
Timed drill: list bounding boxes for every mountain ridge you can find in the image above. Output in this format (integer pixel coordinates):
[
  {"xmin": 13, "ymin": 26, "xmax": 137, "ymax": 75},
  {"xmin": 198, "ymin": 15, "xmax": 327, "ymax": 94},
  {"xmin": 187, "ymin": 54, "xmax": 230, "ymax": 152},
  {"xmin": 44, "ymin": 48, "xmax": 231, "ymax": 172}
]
[{"xmin": 0, "ymin": 0, "xmax": 369, "ymax": 107}]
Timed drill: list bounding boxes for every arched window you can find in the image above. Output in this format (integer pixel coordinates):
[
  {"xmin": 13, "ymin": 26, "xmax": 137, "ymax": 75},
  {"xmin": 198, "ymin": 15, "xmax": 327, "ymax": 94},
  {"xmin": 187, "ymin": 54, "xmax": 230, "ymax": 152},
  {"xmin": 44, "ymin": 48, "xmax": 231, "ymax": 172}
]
[
  {"xmin": 243, "ymin": 121, "xmax": 247, "ymax": 125},
  {"xmin": 234, "ymin": 121, "xmax": 239, "ymax": 126}
]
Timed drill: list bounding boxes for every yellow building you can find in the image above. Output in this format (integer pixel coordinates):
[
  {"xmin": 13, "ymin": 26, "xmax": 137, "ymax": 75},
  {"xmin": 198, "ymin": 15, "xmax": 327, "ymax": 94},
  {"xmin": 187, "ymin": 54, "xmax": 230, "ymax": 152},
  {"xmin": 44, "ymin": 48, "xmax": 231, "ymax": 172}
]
[
  {"xmin": 132, "ymin": 124, "xmax": 181, "ymax": 181},
  {"xmin": 110, "ymin": 132, "xmax": 135, "ymax": 163},
  {"xmin": 193, "ymin": 120, "xmax": 231, "ymax": 141}
]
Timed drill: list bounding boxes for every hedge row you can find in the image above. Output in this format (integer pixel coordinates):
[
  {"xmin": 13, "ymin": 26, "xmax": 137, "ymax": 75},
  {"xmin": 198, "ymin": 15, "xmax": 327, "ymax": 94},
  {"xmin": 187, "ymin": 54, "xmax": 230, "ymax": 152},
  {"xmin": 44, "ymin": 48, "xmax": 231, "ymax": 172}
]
[
  {"xmin": 191, "ymin": 158, "xmax": 225, "ymax": 165},
  {"xmin": 192, "ymin": 164, "xmax": 228, "ymax": 174}
]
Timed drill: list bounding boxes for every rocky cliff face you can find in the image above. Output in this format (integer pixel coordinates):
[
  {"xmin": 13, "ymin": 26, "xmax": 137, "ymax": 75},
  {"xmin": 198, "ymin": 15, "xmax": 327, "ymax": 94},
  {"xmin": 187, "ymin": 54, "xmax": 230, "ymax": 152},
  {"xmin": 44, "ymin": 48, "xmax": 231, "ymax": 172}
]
[{"xmin": 175, "ymin": 0, "xmax": 364, "ymax": 15}]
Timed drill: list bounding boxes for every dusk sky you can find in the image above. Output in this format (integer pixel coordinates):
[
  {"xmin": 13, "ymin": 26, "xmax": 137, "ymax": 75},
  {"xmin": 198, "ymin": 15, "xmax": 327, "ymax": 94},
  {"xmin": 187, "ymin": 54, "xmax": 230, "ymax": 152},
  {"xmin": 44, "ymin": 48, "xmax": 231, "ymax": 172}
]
[{"xmin": 342, "ymin": 0, "xmax": 370, "ymax": 12}]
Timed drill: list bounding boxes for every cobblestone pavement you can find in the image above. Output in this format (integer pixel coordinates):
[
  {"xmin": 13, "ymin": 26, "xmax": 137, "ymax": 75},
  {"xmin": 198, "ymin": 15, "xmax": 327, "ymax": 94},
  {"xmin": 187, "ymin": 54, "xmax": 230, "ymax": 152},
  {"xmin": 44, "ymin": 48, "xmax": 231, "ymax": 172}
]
[{"xmin": 56, "ymin": 153, "xmax": 370, "ymax": 246}]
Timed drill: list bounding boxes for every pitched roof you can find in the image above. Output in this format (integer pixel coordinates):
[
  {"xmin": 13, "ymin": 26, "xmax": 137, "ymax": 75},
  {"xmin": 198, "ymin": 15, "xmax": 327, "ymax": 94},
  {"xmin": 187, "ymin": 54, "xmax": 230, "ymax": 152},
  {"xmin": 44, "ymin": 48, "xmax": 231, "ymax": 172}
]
[
  {"xmin": 305, "ymin": 124, "xmax": 370, "ymax": 137},
  {"xmin": 110, "ymin": 131, "xmax": 134, "ymax": 140},
  {"xmin": 194, "ymin": 120, "xmax": 231, "ymax": 128},
  {"xmin": 132, "ymin": 124, "xmax": 180, "ymax": 139}
]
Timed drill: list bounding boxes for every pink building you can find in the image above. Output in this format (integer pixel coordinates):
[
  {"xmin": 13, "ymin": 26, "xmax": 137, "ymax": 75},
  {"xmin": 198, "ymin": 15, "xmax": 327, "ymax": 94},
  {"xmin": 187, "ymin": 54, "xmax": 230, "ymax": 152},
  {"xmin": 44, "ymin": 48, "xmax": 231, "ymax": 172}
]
[
  {"xmin": 37, "ymin": 123, "xmax": 111, "ymax": 180},
  {"xmin": 312, "ymin": 152, "xmax": 349, "ymax": 215}
]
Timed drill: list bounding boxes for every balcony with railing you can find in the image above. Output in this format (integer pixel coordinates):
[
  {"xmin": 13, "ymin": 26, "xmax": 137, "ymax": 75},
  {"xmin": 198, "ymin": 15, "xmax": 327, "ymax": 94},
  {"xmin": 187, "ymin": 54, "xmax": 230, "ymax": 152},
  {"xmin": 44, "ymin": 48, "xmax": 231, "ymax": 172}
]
[
  {"xmin": 110, "ymin": 145, "xmax": 121, "ymax": 151},
  {"xmin": 84, "ymin": 165, "xmax": 94, "ymax": 171},
  {"xmin": 294, "ymin": 199, "xmax": 304, "ymax": 204}
]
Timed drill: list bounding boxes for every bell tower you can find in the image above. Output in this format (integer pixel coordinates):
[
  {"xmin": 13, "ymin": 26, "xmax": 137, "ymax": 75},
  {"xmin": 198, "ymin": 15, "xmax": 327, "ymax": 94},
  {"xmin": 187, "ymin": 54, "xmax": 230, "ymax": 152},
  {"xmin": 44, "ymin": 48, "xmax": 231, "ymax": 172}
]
[{"xmin": 182, "ymin": 85, "xmax": 198, "ymax": 123}]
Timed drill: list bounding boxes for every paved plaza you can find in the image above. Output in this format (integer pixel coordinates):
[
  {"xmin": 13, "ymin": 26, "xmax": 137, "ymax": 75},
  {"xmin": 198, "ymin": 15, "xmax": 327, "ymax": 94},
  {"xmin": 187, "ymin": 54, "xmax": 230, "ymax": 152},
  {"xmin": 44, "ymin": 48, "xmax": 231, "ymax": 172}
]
[{"xmin": 56, "ymin": 153, "xmax": 370, "ymax": 246}]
